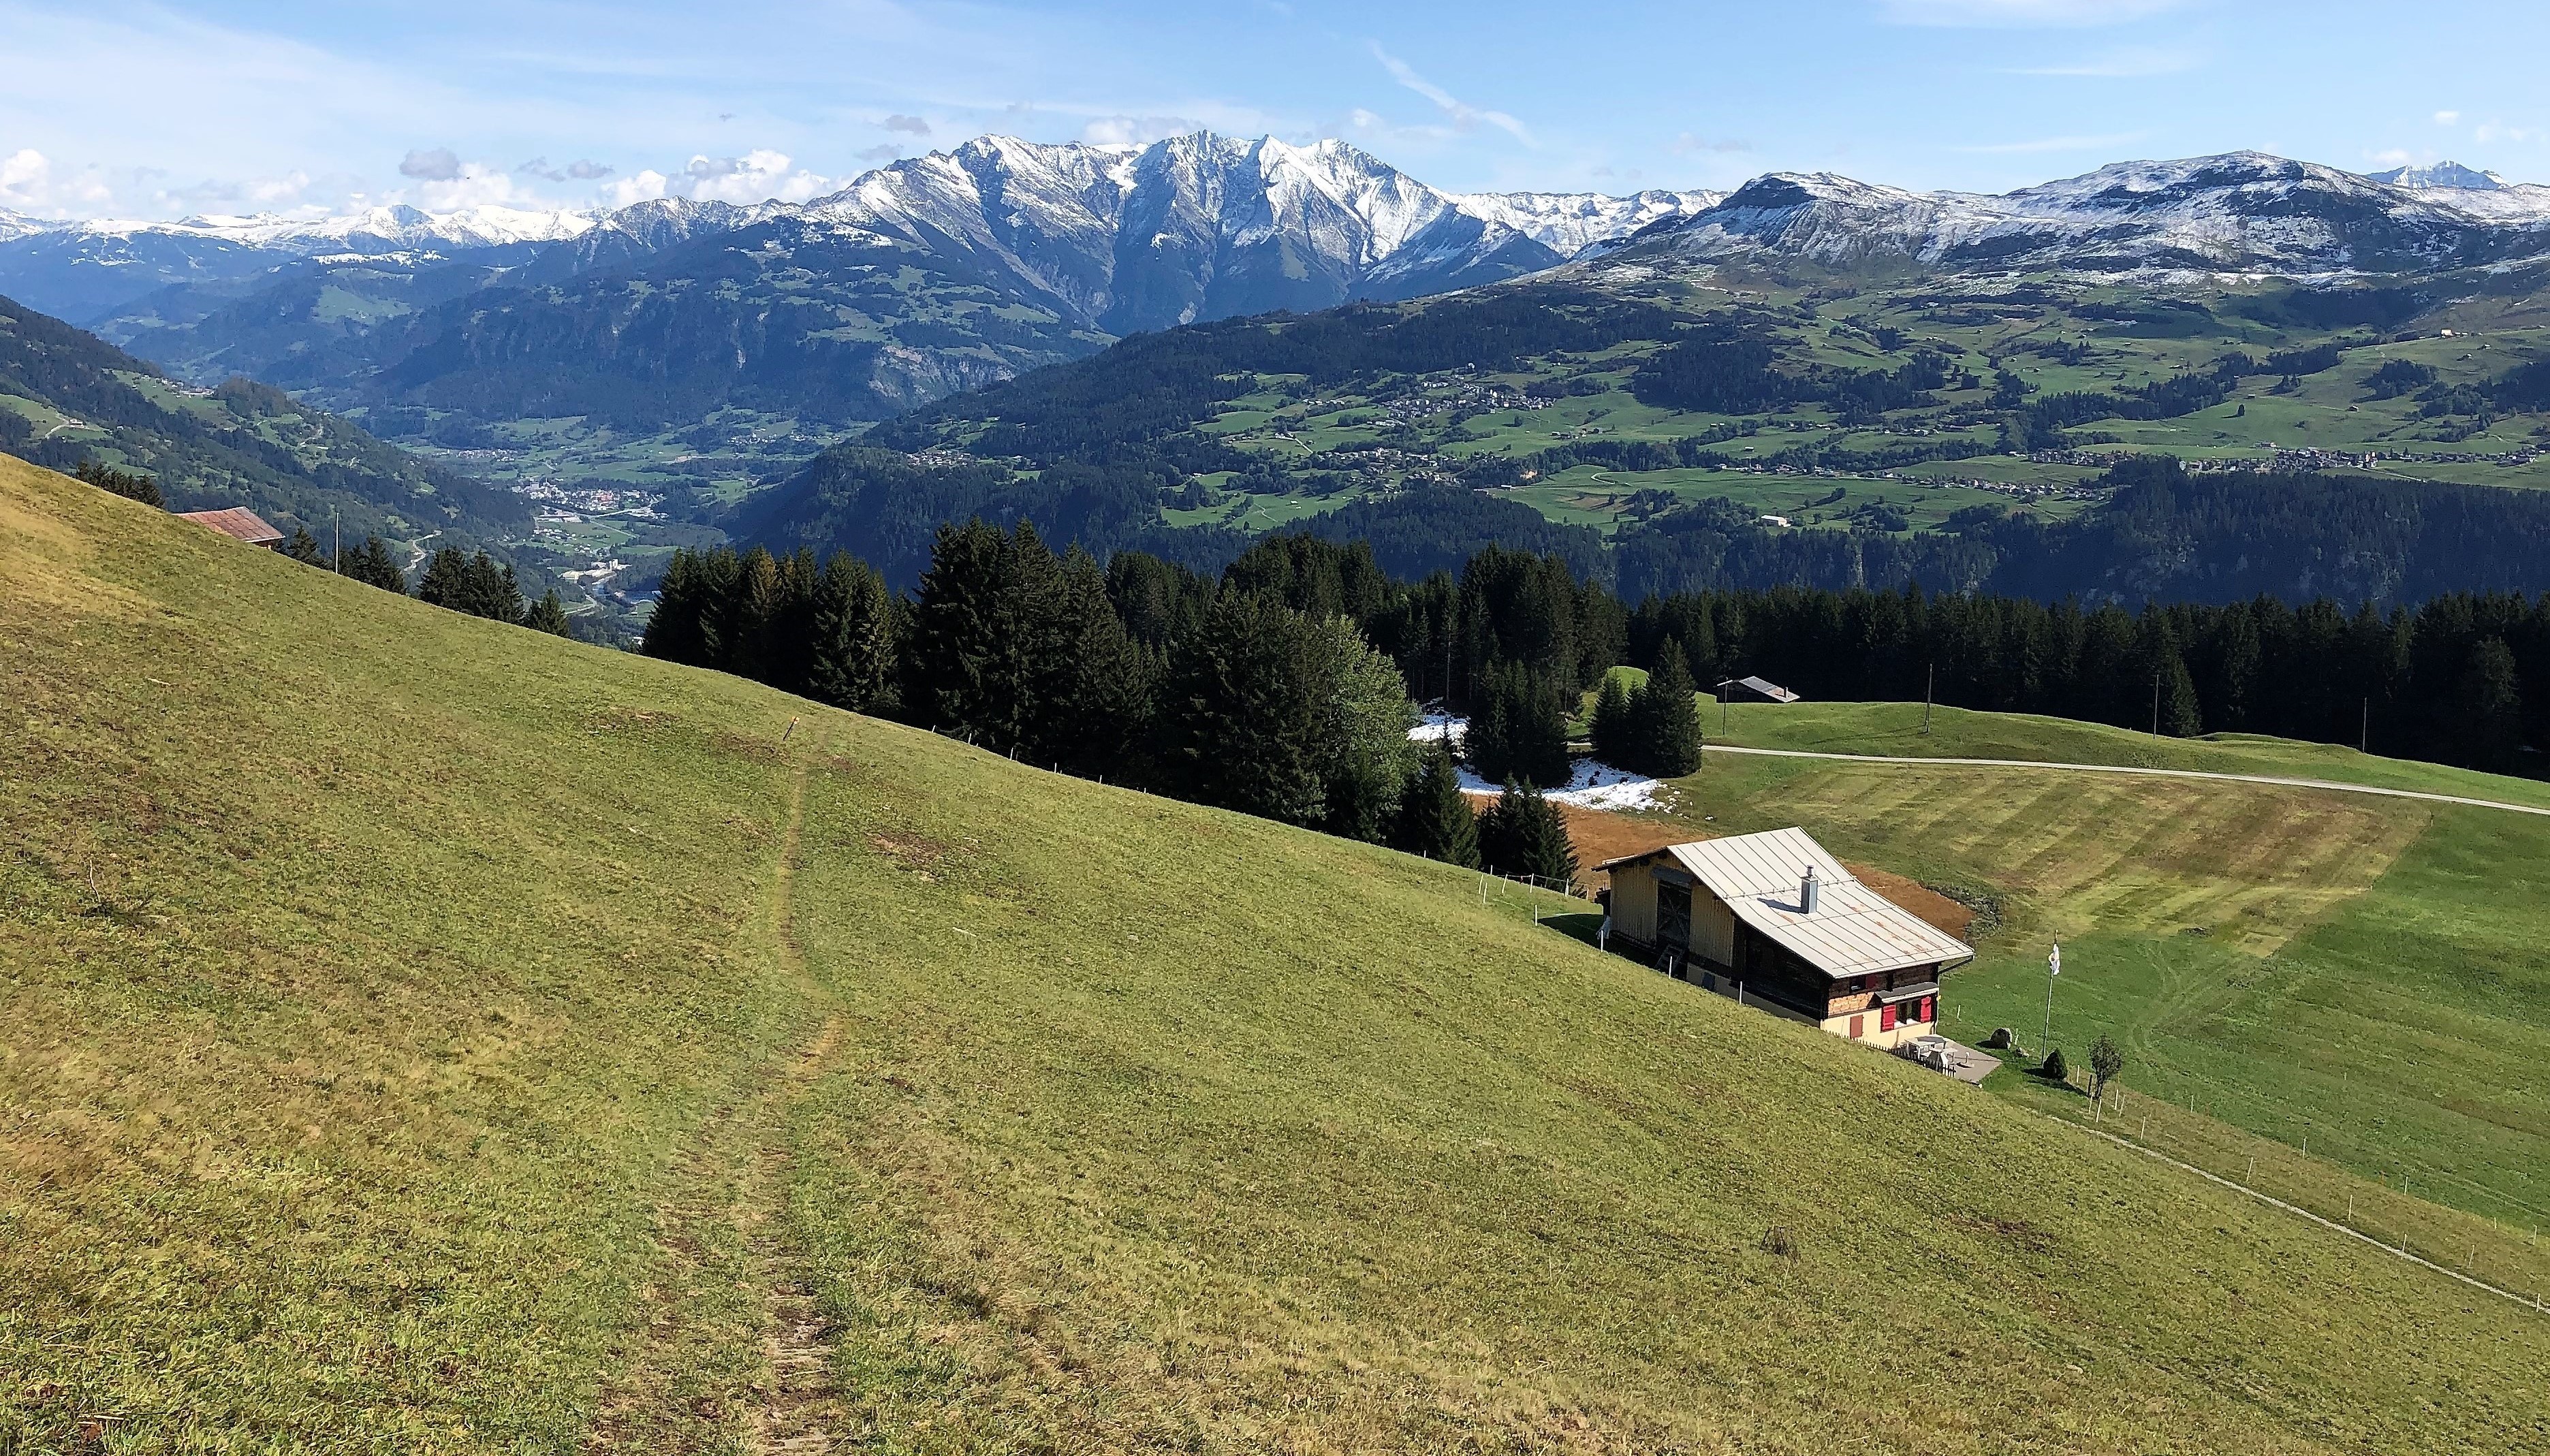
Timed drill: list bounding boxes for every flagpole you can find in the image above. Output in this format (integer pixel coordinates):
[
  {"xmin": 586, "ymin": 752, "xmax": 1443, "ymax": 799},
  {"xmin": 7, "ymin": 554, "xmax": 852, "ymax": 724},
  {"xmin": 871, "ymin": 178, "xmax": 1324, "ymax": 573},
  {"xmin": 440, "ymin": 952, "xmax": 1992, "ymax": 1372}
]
[{"xmin": 2044, "ymin": 943, "xmax": 2060, "ymax": 1052}]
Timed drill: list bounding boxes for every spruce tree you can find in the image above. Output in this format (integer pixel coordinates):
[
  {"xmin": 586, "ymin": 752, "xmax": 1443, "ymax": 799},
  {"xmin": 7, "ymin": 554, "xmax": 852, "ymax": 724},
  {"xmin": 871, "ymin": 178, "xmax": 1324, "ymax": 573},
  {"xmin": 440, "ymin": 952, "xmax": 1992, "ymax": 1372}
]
[
  {"xmin": 644, "ymin": 549, "xmax": 712, "ymax": 665},
  {"xmin": 1034, "ymin": 549, "xmax": 1154, "ymax": 776},
  {"xmin": 806, "ymin": 553, "xmax": 897, "ymax": 713},
  {"xmin": 1478, "ymin": 779, "xmax": 1577, "ymax": 885},
  {"xmin": 284, "ymin": 526, "xmax": 324, "ymax": 564},
  {"xmin": 1156, "ymin": 590, "xmax": 1327, "ymax": 827},
  {"xmin": 416, "ymin": 548, "xmax": 469, "ymax": 611},
  {"xmin": 1589, "ymin": 671, "xmax": 1633, "ymax": 765},
  {"xmin": 1635, "ymin": 641, "xmax": 1704, "ymax": 776},
  {"xmin": 524, "ymin": 589, "xmax": 573, "ymax": 637},
  {"xmin": 1468, "ymin": 662, "xmax": 1570, "ymax": 789},
  {"xmin": 1394, "ymin": 744, "xmax": 1479, "ymax": 868},
  {"xmin": 337, "ymin": 536, "xmax": 405, "ymax": 593},
  {"xmin": 901, "ymin": 520, "xmax": 1054, "ymax": 753},
  {"xmin": 2459, "ymin": 635, "xmax": 2523, "ymax": 772}
]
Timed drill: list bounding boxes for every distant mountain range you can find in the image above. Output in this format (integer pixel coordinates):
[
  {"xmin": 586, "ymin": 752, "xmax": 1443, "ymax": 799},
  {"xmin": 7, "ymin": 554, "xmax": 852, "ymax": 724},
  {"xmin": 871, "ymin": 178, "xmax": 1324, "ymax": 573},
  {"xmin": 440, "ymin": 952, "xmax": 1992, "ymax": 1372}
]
[
  {"xmin": 1596, "ymin": 153, "xmax": 2550, "ymax": 277},
  {"xmin": 5, "ymin": 140, "xmax": 2548, "ymax": 439}
]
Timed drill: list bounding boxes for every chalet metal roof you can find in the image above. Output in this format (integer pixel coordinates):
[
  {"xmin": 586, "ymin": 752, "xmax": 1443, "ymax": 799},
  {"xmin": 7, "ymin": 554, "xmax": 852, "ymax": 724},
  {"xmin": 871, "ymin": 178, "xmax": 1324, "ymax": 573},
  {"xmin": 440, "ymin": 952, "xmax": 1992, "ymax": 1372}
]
[
  {"xmin": 1597, "ymin": 827, "xmax": 1972, "ymax": 980},
  {"xmin": 176, "ymin": 507, "xmax": 284, "ymax": 546}
]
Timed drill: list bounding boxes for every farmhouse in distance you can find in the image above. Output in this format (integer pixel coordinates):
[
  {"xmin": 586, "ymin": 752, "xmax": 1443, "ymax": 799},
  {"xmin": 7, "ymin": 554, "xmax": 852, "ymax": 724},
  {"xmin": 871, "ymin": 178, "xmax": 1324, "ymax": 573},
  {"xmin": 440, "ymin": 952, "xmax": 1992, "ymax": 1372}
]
[{"xmin": 1600, "ymin": 827, "xmax": 1970, "ymax": 1048}]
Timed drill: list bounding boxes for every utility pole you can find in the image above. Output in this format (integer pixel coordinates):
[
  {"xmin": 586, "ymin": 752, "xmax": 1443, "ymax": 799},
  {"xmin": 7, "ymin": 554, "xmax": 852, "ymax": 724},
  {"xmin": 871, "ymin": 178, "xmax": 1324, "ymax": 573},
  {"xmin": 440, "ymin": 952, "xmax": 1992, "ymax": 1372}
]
[
  {"xmin": 1923, "ymin": 662, "xmax": 1934, "ymax": 735},
  {"xmin": 2361, "ymin": 697, "xmax": 2370, "ymax": 755},
  {"xmin": 331, "ymin": 505, "xmax": 340, "ymax": 571},
  {"xmin": 2151, "ymin": 671, "xmax": 2160, "ymax": 738}
]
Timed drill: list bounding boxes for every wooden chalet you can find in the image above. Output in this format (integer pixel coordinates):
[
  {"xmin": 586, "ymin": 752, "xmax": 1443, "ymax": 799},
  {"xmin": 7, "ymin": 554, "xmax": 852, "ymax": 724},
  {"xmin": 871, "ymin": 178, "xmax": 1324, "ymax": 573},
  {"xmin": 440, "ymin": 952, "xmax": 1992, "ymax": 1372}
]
[{"xmin": 1597, "ymin": 827, "xmax": 1970, "ymax": 1048}]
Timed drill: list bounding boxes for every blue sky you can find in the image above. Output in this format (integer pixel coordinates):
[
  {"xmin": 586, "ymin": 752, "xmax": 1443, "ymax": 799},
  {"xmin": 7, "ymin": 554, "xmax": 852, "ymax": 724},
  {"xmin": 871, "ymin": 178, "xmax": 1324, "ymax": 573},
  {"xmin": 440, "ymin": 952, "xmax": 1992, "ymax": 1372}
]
[{"xmin": 3, "ymin": 0, "xmax": 2545, "ymax": 219}]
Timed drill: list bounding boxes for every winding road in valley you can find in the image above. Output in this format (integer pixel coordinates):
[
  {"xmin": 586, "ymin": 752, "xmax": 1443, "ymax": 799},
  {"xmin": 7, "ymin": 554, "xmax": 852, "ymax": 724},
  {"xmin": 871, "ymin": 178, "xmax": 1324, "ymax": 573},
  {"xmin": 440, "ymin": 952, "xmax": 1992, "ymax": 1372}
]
[{"xmin": 1704, "ymin": 744, "xmax": 2550, "ymax": 819}]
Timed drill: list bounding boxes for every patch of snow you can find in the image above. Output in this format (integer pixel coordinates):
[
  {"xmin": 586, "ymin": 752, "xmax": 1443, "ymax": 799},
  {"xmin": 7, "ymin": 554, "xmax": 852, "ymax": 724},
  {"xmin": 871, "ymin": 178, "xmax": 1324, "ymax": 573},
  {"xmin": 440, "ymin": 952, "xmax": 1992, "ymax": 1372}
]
[
  {"xmin": 1451, "ymin": 755, "xmax": 1673, "ymax": 811},
  {"xmin": 1409, "ymin": 710, "xmax": 1466, "ymax": 746}
]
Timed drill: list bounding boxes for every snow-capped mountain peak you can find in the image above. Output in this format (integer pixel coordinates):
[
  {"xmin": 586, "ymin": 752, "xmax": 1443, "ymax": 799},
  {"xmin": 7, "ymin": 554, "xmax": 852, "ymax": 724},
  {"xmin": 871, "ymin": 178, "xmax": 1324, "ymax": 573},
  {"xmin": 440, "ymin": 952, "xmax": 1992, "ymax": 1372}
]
[
  {"xmin": 2367, "ymin": 160, "xmax": 2506, "ymax": 190},
  {"xmin": 1608, "ymin": 149, "xmax": 2550, "ymax": 277}
]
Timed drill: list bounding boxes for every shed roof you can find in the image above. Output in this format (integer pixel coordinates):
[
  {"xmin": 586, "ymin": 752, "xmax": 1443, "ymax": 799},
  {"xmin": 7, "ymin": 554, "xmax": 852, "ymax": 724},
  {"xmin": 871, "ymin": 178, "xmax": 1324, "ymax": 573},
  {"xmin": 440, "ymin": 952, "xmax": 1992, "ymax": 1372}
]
[
  {"xmin": 1721, "ymin": 675, "xmax": 1801, "ymax": 703},
  {"xmin": 176, "ymin": 507, "xmax": 284, "ymax": 546},
  {"xmin": 1597, "ymin": 827, "xmax": 1971, "ymax": 979}
]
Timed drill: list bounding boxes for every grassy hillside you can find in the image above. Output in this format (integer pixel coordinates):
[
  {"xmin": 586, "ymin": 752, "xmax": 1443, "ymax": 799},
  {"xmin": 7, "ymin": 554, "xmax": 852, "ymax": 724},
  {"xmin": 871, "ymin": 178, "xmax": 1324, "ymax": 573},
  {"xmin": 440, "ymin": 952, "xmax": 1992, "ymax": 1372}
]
[
  {"xmin": 1709, "ymin": 697, "xmax": 2550, "ymax": 810},
  {"xmin": 5, "ymin": 455, "xmax": 2546, "ymax": 1453},
  {"xmin": 1663, "ymin": 699, "xmax": 2550, "ymax": 1250}
]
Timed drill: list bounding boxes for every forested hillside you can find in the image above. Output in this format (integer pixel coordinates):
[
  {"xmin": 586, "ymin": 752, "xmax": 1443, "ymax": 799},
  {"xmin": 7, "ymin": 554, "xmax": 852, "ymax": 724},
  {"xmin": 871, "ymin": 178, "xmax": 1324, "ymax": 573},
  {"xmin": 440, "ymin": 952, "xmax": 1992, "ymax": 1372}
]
[
  {"xmin": 789, "ymin": 249, "xmax": 2550, "ymax": 607},
  {"xmin": 0, "ymin": 293, "xmax": 523, "ymax": 545}
]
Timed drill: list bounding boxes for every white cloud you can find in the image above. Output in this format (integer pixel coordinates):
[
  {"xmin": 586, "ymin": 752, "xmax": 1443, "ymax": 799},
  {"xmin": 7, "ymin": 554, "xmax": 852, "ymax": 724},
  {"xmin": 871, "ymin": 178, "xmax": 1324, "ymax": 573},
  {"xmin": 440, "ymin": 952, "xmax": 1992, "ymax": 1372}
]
[
  {"xmin": 601, "ymin": 152, "xmax": 834, "ymax": 208},
  {"xmin": 678, "ymin": 149, "xmax": 832, "ymax": 204},
  {"xmin": 1955, "ymin": 131, "xmax": 2146, "ymax": 154},
  {"xmin": 2434, "ymin": 110, "xmax": 2461, "ymax": 126},
  {"xmin": 2365, "ymin": 148, "xmax": 2416, "ymax": 168},
  {"xmin": 882, "ymin": 114, "xmax": 932, "ymax": 136},
  {"xmin": 605, "ymin": 169, "xmax": 670, "ymax": 207},
  {"xmin": 1881, "ymin": 0, "xmax": 2186, "ymax": 25},
  {"xmin": 1368, "ymin": 42, "xmax": 1532, "ymax": 146},
  {"xmin": 518, "ymin": 157, "xmax": 614, "ymax": 183},
  {"xmin": 1673, "ymin": 132, "xmax": 1753, "ymax": 155},
  {"xmin": 0, "ymin": 148, "xmax": 113, "ymax": 215},
  {"xmin": 2474, "ymin": 121, "xmax": 2541, "ymax": 145},
  {"xmin": 1082, "ymin": 114, "xmax": 1208, "ymax": 147},
  {"xmin": 400, "ymin": 147, "xmax": 462, "ymax": 182}
]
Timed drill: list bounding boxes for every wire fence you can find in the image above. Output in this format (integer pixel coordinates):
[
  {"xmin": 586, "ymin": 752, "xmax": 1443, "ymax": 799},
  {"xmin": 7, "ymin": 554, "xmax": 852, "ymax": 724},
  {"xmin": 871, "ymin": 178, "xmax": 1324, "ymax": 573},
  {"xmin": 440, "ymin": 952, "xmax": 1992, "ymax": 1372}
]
[
  {"xmin": 1479, "ymin": 866, "xmax": 2549, "ymax": 1311},
  {"xmin": 1932, "ymin": 1009, "xmax": 2550, "ymax": 1312},
  {"xmin": 1477, "ymin": 868, "xmax": 1599, "ymax": 926}
]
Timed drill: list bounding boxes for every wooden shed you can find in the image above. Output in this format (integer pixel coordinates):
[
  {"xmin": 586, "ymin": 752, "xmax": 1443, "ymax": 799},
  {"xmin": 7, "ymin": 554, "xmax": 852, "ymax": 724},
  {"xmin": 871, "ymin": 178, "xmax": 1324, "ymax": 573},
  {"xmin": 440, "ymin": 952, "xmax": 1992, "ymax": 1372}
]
[
  {"xmin": 1597, "ymin": 827, "xmax": 1971, "ymax": 1048},
  {"xmin": 176, "ymin": 508, "xmax": 285, "ymax": 548}
]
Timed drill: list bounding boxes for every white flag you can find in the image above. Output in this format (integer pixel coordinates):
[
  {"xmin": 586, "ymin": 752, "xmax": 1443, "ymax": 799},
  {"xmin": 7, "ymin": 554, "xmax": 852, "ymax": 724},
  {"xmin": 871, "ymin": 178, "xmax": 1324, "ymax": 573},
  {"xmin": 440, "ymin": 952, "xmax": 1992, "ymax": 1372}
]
[{"xmin": 2049, "ymin": 944, "xmax": 2062, "ymax": 977}]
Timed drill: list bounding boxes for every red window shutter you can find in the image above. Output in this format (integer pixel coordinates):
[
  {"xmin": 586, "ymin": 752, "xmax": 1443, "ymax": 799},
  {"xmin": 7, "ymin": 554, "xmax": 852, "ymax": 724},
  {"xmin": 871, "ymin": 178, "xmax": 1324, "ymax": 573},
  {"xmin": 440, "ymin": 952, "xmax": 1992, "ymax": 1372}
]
[
  {"xmin": 1920, "ymin": 996, "xmax": 1936, "ymax": 1023},
  {"xmin": 1849, "ymin": 1015, "xmax": 1864, "ymax": 1038},
  {"xmin": 1880, "ymin": 1004, "xmax": 1898, "ymax": 1032}
]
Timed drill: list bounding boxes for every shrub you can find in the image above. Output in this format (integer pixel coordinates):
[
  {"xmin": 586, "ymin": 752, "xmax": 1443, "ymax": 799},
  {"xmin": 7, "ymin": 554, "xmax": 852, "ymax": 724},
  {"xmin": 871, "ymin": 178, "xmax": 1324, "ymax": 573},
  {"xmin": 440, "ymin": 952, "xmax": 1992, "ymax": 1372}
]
[{"xmin": 2040, "ymin": 1047, "xmax": 2069, "ymax": 1083}]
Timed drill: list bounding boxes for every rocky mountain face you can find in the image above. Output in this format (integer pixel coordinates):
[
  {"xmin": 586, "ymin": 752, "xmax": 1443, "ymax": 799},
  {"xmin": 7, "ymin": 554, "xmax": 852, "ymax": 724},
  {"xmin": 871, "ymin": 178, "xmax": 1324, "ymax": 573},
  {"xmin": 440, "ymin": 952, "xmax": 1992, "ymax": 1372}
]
[
  {"xmin": 1600, "ymin": 152, "xmax": 2550, "ymax": 277},
  {"xmin": 14, "ymin": 133, "xmax": 1720, "ymax": 428}
]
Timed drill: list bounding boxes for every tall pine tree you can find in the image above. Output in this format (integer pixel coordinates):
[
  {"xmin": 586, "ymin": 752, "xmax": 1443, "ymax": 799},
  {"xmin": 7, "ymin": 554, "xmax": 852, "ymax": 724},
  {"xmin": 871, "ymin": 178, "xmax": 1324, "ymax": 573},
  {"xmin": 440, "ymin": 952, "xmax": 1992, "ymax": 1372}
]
[
  {"xmin": 1394, "ymin": 744, "xmax": 1479, "ymax": 867},
  {"xmin": 1478, "ymin": 779, "xmax": 1578, "ymax": 886},
  {"xmin": 1631, "ymin": 640, "xmax": 1703, "ymax": 776}
]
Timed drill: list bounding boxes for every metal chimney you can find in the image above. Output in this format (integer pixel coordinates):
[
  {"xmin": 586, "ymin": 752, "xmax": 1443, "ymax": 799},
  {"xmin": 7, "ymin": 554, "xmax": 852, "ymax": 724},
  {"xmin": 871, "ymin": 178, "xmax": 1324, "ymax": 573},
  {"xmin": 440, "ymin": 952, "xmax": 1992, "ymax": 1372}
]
[{"xmin": 1800, "ymin": 865, "xmax": 1820, "ymax": 915}]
